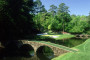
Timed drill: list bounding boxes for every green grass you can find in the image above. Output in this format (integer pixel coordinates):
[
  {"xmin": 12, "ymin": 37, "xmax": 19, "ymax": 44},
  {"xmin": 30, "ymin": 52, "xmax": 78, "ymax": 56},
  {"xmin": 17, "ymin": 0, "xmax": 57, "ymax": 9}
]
[
  {"xmin": 41, "ymin": 34, "xmax": 75, "ymax": 40},
  {"xmin": 52, "ymin": 38, "xmax": 90, "ymax": 60}
]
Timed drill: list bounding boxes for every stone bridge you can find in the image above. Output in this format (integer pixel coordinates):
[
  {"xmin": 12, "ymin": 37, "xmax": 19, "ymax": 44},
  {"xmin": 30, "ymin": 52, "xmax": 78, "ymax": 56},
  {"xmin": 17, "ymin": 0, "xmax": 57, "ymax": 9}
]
[
  {"xmin": 75, "ymin": 34, "xmax": 90, "ymax": 38},
  {"xmin": 20, "ymin": 40, "xmax": 77, "ymax": 56}
]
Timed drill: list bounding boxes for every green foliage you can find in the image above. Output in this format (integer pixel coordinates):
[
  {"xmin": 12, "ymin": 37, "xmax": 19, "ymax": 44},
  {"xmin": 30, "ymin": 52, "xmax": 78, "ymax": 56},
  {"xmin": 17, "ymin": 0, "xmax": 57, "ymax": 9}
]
[
  {"xmin": 47, "ymin": 3, "xmax": 71, "ymax": 32},
  {"xmin": 33, "ymin": 2, "xmax": 89, "ymax": 34},
  {"xmin": 49, "ymin": 4, "xmax": 57, "ymax": 16},
  {"xmin": 69, "ymin": 15, "xmax": 88, "ymax": 33},
  {"xmin": 33, "ymin": 12, "xmax": 51, "ymax": 31},
  {"xmin": 48, "ymin": 19, "xmax": 59, "ymax": 31},
  {"xmin": 57, "ymin": 12, "xmax": 72, "ymax": 32},
  {"xmin": 34, "ymin": 0, "xmax": 47, "ymax": 13},
  {"xmin": 57, "ymin": 3, "xmax": 69, "ymax": 13},
  {"xmin": 56, "ymin": 3, "xmax": 71, "ymax": 32},
  {"xmin": 86, "ymin": 31, "xmax": 90, "ymax": 34},
  {"xmin": 86, "ymin": 12, "xmax": 90, "ymax": 34},
  {"xmin": 0, "ymin": 0, "xmax": 38, "ymax": 40}
]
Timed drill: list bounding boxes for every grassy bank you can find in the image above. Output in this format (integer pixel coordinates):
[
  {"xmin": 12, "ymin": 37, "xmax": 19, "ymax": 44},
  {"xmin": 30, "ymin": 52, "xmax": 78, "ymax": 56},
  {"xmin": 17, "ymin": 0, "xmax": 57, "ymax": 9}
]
[{"xmin": 52, "ymin": 38, "xmax": 90, "ymax": 60}]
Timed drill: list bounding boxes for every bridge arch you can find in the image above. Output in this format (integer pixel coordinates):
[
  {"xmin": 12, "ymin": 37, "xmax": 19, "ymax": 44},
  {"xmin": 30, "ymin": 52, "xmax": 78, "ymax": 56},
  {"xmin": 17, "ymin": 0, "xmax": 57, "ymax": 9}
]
[
  {"xmin": 19, "ymin": 44, "xmax": 34, "ymax": 57},
  {"xmin": 36, "ymin": 45, "xmax": 54, "ymax": 59},
  {"xmin": 36, "ymin": 45, "xmax": 54, "ymax": 54}
]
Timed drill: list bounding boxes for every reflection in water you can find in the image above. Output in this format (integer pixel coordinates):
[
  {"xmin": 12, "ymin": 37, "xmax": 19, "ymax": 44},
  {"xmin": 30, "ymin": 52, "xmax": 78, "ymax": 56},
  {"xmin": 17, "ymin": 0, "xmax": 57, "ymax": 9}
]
[
  {"xmin": 37, "ymin": 54, "xmax": 50, "ymax": 60},
  {"xmin": 36, "ymin": 46, "xmax": 54, "ymax": 60},
  {"xmin": 0, "ymin": 52, "xmax": 53, "ymax": 60},
  {"xmin": 54, "ymin": 38, "xmax": 86, "ymax": 47}
]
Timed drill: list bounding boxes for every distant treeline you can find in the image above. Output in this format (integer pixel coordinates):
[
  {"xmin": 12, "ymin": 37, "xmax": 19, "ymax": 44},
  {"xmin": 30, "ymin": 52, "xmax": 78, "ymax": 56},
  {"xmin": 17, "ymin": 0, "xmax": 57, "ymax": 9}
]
[
  {"xmin": 0, "ymin": 0, "xmax": 90, "ymax": 40},
  {"xmin": 33, "ymin": 0, "xmax": 90, "ymax": 34}
]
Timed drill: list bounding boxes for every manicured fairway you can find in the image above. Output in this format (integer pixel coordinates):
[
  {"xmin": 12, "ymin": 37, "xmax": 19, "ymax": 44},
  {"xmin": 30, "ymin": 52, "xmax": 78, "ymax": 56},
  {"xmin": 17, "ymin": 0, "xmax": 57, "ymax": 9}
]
[{"xmin": 52, "ymin": 38, "xmax": 90, "ymax": 60}]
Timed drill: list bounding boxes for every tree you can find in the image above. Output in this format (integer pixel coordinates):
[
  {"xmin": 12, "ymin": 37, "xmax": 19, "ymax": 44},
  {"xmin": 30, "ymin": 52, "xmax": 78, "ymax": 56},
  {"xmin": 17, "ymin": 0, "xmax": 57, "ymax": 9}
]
[
  {"xmin": 57, "ymin": 3, "xmax": 71, "ymax": 32},
  {"xmin": 57, "ymin": 3, "xmax": 69, "ymax": 13},
  {"xmin": 69, "ymin": 15, "xmax": 88, "ymax": 34},
  {"xmin": 85, "ymin": 12, "xmax": 90, "ymax": 34},
  {"xmin": 0, "ymin": 0, "xmax": 37, "ymax": 40},
  {"xmin": 34, "ymin": 0, "xmax": 46, "ymax": 13},
  {"xmin": 33, "ymin": 0, "xmax": 47, "ymax": 32},
  {"xmin": 87, "ymin": 12, "xmax": 90, "ymax": 28},
  {"xmin": 33, "ymin": 12, "xmax": 51, "ymax": 32},
  {"xmin": 48, "ymin": 18, "xmax": 59, "ymax": 31},
  {"xmin": 49, "ymin": 5, "xmax": 57, "ymax": 17},
  {"xmin": 41, "ymin": 5, "xmax": 47, "ymax": 13},
  {"xmin": 88, "ymin": 12, "xmax": 90, "ymax": 23}
]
